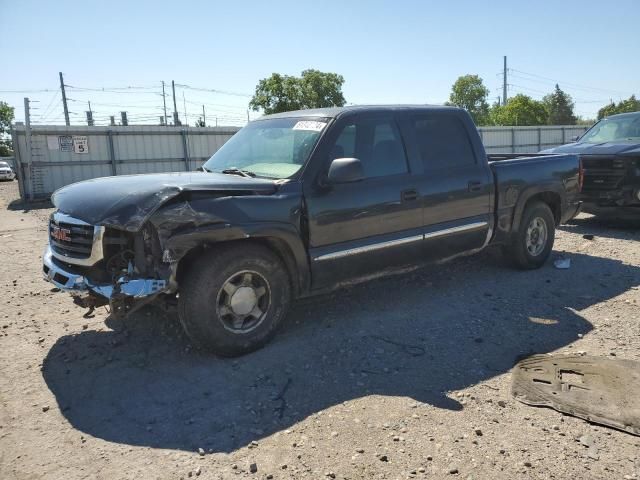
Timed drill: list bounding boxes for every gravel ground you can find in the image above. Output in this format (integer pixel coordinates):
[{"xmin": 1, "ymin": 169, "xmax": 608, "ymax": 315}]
[{"xmin": 0, "ymin": 179, "xmax": 638, "ymax": 480}]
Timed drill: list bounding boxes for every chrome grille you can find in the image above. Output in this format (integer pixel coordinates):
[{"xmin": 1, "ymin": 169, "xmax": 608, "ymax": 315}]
[{"xmin": 48, "ymin": 213, "xmax": 105, "ymax": 266}]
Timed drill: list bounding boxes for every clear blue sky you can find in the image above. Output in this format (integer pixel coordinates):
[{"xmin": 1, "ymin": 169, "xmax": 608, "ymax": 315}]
[{"xmin": 1, "ymin": 0, "xmax": 638, "ymax": 126}]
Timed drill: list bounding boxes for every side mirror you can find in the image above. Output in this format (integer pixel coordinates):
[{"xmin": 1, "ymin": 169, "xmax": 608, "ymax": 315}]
[
  {"xmin": 570, "ymin": 135, "xmax": 580, "ymax": 142},
  {"xmin": 327, "ymin": 157, "xmax": 364, "ymax": 184}
]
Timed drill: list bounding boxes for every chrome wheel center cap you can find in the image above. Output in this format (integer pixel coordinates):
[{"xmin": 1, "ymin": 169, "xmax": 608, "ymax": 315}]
[
  {"xmin": 531, "ymin": 229, "xmax": 539, "ymax": 243},
  {"xmin": 230, "ymin": 287, "xmax": 257, "ymax": 315}
]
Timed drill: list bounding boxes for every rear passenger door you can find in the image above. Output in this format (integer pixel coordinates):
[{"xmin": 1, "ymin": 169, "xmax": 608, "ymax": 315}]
[
  {"xmin": 305, "ymin": 113, "xmax": 423, "ymax": 289},
  {"xmin": 406, "ymin": 112, "xmax": 493, "ymax": 259}
]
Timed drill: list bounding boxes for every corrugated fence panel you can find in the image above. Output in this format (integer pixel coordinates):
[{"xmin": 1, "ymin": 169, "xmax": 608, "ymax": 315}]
[
  {"xmin": 478, "ymin": 125, "xmax": 589, "ymax": 153},
  {"xmin": 12, "ymin": 124, "xmax": 590, "ymax": 200},
  {"xmin": 12, "ymin": 125, "xmax": 241, "ymax": 199}
]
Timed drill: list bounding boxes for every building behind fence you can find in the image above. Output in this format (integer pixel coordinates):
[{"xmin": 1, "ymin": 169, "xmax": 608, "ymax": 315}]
[{"xmin": 11, "ymin": 124, "xmax": 588, "ymax": 201}]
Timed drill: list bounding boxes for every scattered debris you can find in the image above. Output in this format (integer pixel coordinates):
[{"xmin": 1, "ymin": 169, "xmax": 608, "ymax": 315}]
[
  {"xmin": 273, "ymin": 378, "xmax": 292, "ymax": 419},
  {"xmin": 370, "ymin": 335, "xmax": 425, "ymax": 356},
  {"xmin": 553, "ymin": 257, "xmax": 571, "ymax": 269},
  {"xmin": 249, "ymin": 462, "xmax": 258, "ymax": 473},
  {"xmin": 512, "ymin": 354, "xmax": 640, "ymax": 436},
  {"xmin": 582, "ymin": 234, "xmax": 595, "ymax": 240}
]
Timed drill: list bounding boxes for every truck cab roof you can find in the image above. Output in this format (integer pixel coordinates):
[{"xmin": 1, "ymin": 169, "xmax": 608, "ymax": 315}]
[{"xmin": 259, "ymin": 104, "xmax": 463, "ymax": 121}]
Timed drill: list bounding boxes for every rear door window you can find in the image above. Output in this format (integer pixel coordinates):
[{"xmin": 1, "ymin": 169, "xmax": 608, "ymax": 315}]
[{"xmin": 412, "ymin": 115, "xmax": 477, "ymax": 169}]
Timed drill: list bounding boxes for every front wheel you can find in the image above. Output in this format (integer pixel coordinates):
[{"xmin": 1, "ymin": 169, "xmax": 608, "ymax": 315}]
[
  {"xmin": 504, "ymin": 201, "xmax": 555, "ymax": 269},
  {"xmin": 178, "ymin": 243, "xmax": 291, "ymax": 356}
]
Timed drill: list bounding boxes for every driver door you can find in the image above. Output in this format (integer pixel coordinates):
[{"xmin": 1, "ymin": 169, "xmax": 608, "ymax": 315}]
[{"xmin": 304, "ymin": 113, "xmax": 424, "ymax": 289}]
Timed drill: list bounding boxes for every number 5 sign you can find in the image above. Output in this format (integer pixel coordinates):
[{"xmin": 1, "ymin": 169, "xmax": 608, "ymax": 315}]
[{"xmin": 73, "ymin": 136, "xmax": 89, "ymax": 154}]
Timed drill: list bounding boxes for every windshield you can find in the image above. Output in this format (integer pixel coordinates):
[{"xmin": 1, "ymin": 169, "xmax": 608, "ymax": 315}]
[
  {"xmin": 0, "ymin": 162, "xmax": 9, "ymax": 168},
  {"xmin": 580, "ymin": 114, "xmax": 640, "ymax": 144},
  {"xmin": 202, "ymin": 117, "xmax": 329, "ymax": 179}
]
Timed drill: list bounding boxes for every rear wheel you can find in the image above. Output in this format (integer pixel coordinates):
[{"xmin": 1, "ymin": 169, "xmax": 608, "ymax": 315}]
[
  {"xmin": 505, "ymin": 201, "xmax": 555, "ymax": 269},
  {"xmin": 178, "ymin": 243, "xmax": 291, "ymax": 356}
]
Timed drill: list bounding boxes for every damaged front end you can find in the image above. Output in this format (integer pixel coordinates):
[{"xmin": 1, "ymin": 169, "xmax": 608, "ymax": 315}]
[{"xmin": 43, "ymin": 211, "xmax": 174, "ymax": 318}]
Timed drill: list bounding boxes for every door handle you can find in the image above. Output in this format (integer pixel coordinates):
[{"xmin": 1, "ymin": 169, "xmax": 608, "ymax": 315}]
[
  {"xmin": 402, "ymin": 189, "xmax": 419, "ymax": 202},
  {"xmin": 468, "ymin": 181, "xmax": 483, "ymax": 192}
]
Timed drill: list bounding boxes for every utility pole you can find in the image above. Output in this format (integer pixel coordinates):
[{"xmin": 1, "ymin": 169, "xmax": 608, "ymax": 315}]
[
  {"xmin": 202, "ymin": 105, "xmax": 206, "ymax": 127},
  {"xmin": 162, "ymin": 81, "xmax": 168, "ymax": 126},
  {"xmin": 59, "ymin": 72, "xmax": 70, "ymax": 126},
  {"xmin": 503, "ymin": 56, "xmax": 508, "ymax": 107},
  {"xmin": 247, "ymin": 110, "xmax": 250, "ymax": 123},
  {"xmin": 171, "ymin": 80, "xmax": 179, "ymax": 125},
  {"xmin": 182, "ymin": 92, "xmax": 188, "ymax": 127},
  {"xmin": 86, "ymin": 101, "xmax": 94, "ymax": 126}
]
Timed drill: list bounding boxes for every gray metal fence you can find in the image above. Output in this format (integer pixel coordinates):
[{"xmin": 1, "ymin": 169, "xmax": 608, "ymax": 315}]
[
  {"xmin": 12, "ymin": 125, "xmax": 240, "ymax": 200},
  {"xmin": 479, "ymin": 125, "xmax": 588, "ymax": 154},
  {"xmin": 11, "ymin": 123, "xmax": 589, "ymax": 201}
]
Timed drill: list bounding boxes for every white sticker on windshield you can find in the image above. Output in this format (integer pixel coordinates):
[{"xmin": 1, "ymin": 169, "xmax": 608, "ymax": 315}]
[{"xmin": 293, "ymin": 120, "xmax": 327, "ymax": 132}]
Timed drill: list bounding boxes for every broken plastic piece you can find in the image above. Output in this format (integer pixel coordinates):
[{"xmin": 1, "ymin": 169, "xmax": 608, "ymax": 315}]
[
  {"xmin": 554, "ymin": 257, "xmax": 571, "ymax": 269},
  {"xmin": 512, "ymin": 354, "xmax": 640, "ymax": 436}
]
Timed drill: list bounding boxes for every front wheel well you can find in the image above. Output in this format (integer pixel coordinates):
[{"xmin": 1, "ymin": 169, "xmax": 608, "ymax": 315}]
[{"xmin": 175, "ymin": 238, "xmax": 299, "ymax": 296}]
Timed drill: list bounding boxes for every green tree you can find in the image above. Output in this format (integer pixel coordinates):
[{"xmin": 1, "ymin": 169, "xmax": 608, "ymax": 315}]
[
  {"xmin": 597, "ymin": 95, "xmax": 640, "ymax": 119},
  {"xmin": 0, "ymin": 101, "xmax": 15, "ymax": 156},
  {"xmin": 576, "ymin": 116, "xmax": 596, "ymax": 126},
  {"xmin": 445, "ymin": 75, "xmax": 490, "ymax": 125},
  {"xmin": 249, "ymin": 69, "xmax": 346, "ymax": 114},
  {"xmin": 490, "ymin": 94, "xmax": 547, "ymax": 126},
  {"xmin": 543, "ymin": 84, "xmax": 576, "ymax": 125},
  {"xmin": 618, "ymin": 94, "xmax": 640, "ymax": 113}
]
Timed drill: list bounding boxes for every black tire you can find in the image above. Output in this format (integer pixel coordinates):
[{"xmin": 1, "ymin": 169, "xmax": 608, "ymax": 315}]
[
  {"xmin": 178, "ymin": 243, "xmax": 291, "ymax": 356},
  {"xmin": 505, "ymin": 201, "xmax": 555, "ymax": 270}
]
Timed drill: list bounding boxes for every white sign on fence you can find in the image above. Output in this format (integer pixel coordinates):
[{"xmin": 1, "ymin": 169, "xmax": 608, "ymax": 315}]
[
  {"xmin": 46, "ymin": 136, "xmax": 59, "ymax": 150},
  {"xmin": 72, "ymin": 136, "xmax": 89, "ymax": 154},
  {"xmin": 58, "ymin": 136, "xmax": 73, "ymax": 152}
]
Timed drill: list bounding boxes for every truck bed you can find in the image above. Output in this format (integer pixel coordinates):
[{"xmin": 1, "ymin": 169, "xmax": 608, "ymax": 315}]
[{"xmin": 487, "ymin": 152, "xmax": 582, "ymax": 245}]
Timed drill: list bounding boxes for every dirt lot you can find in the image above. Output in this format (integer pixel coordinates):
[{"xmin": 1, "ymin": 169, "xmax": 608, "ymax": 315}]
[{"xmin": 0, "ymin": 179, "xmax": 638, "ymax": 480}]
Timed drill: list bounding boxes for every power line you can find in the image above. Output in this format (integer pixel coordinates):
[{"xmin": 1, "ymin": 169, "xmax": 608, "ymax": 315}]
[
  {"xmin": 175, "ymin": 83, "xmax": 251, "ymax": 98},
  {"xmin": 38, "ymin": 90, "xmax": 61, "ymax": 120},
  {"xmin": 509, "ymin": 68, "xmax": 634, "ymax": 97},
  {"xmin": 0, "ymin": 88, "xmax": 58, "ymax": 93}
]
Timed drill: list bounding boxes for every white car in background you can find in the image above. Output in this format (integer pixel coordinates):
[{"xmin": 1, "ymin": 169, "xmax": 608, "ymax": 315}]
[{"xmin": 0, "ymin": 161, "xmax": 16, "ymax": 181}]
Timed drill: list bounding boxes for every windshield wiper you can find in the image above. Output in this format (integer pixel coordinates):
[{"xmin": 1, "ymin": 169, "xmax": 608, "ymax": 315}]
[{"xmin": 221, "ymin": 167, "xmax": 256, "ymax": 178}]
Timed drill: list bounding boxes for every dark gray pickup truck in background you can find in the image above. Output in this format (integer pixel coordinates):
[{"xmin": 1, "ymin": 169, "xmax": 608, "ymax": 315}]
[
  {"xmin": 542, "ymin": 111, "xmax": 640, "ymax": 217},
  {"xmin": 44, "ymin": 105, "xmax": 582, "ymax": 355}
]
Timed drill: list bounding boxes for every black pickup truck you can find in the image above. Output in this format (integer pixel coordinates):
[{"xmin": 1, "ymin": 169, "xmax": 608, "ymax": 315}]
[
  {"xmin": 541, "ymin": 111, "xmax": 640, "ymax": 217},
  {"xmin": 44, "ymin": 106, "xmax": 582, "ymax": 355}
]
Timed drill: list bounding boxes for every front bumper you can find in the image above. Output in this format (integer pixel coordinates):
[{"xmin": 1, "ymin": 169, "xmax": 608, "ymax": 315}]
[
  {"xmin": 43, "ymin": 245, "xmax": 167, "ymax": 299},
  {"xmin": 0, "ymin": 172, "xmax": 15, "ymax": 180}
]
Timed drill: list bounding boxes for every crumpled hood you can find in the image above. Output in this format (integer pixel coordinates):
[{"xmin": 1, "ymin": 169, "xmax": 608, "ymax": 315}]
[
  {"xmin": 541, "ymin": 142, "xmax": 640, "ymax": 156},
  {"xmin": 51, "ymin": 172, "xmax": 278, "ymax": 231}
]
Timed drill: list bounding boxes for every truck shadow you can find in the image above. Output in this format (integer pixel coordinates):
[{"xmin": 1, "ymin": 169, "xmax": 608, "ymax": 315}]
[
  {"xmin": 42, "ymin": 250, "xmax": 639, "ymax": 453},
  {"xmin": 560, "ymin": 214, "xmax": 639, "ymax": 241}
]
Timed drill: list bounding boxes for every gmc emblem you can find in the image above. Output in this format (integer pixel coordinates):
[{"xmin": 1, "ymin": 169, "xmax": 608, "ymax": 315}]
[{"xmin": 51, "ymin": 226, "xmax": 71, "ymax": 242}]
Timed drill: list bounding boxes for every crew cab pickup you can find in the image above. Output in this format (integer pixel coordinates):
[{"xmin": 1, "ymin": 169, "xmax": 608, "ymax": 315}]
[
  {"xmin": 44, "ymin": 106, "xmax": 582, "ymax": 356},
  {"xmin": 541, "ymin": 111, "xmax": 640, "ymax": 217}
]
